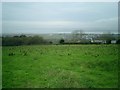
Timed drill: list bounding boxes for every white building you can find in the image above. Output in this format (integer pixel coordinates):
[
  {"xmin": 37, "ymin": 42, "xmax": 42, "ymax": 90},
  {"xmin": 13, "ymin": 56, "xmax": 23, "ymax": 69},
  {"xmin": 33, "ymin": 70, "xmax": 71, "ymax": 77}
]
[{"xmin": 111, "ymin": 40, "xmax": 116, "ymax": 44}]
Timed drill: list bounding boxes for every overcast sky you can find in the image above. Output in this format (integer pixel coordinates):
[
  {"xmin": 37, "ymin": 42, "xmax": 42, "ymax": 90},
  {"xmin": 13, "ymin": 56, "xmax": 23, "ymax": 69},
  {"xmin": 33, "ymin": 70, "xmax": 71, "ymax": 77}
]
[{"xmin": 2, "ymin": 2, "xmax": 118, "ymax": 34}]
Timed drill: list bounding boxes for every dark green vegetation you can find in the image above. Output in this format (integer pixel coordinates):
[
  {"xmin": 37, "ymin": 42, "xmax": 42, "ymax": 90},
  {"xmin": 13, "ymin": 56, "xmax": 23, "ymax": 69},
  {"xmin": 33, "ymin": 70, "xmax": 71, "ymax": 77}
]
[
  {"xmin": 2, "ymin": 45, "xmax": 118, "ymax": 88},
  {"xmin": 2, "ymin": 35, "xmax": 48, "ymax": 46},
  {"xmin": 2, "ymin": 33, "xmax": 120, "ymax": 46}
]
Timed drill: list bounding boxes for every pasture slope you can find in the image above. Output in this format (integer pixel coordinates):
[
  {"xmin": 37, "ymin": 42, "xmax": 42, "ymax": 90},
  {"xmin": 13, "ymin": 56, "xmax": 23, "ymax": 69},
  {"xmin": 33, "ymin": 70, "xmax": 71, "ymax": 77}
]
[{"xmin": 2, "ymin": 44, "xmax": 118, "ymax": 88}]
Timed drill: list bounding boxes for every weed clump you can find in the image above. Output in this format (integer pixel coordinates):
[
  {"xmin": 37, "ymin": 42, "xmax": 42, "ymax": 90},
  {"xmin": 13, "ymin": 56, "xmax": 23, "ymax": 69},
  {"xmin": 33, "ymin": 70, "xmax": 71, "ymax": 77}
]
[
  {"xmin": 23, "ymin": 52, "xmax": 27, "ymax": 56},
  {"xmin": 68, "ymin": 53, "xmax": 71, "ymax": 56},
  {"xmin": 8, "ymin": 53, "xmax": 15, "ymax": 56}
]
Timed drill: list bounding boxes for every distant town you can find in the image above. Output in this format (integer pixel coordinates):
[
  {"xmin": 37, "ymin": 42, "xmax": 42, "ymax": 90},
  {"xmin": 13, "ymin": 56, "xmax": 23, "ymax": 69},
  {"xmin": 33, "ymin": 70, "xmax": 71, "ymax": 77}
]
[{"xmin": 1, "ymin": 30, "xmax": 120, "ymax": 46}]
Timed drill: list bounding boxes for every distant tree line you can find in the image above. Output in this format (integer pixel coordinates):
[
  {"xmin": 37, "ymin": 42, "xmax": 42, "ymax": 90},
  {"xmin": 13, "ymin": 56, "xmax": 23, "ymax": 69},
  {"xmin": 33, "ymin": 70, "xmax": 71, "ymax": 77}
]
[
  {"xmin": 2, "ymin": 35, "xmax": 49, "ymax": 46},
  {"xmin": 2, "ymin": 33, "xmax": 120, "ymax": 46}
]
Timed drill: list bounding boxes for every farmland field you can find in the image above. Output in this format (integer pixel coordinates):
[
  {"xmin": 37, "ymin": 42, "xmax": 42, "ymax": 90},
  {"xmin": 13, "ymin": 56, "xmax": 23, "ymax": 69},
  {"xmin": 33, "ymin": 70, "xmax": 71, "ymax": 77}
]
[{"xmin": 2, "ymin": 45, "xmax": 118, "ymax": 88}]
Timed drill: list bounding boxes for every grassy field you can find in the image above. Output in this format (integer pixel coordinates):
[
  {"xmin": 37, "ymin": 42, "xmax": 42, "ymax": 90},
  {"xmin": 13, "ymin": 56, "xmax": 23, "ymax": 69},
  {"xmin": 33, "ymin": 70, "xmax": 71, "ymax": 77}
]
[{"xmin": 2, "ymin": 45, "xmax": 118, "ymax": 88}]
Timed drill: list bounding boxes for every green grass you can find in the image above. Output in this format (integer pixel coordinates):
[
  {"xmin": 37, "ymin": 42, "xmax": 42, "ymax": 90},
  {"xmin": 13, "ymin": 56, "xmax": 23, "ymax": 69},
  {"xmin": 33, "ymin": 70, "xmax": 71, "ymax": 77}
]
[
  {"xmin": 2, "ymin": 44, "xmax": 118, "ymax": 88},
  {"xmin": 0, "ymin": 46, "xmax": 2, "ymax": 89}
]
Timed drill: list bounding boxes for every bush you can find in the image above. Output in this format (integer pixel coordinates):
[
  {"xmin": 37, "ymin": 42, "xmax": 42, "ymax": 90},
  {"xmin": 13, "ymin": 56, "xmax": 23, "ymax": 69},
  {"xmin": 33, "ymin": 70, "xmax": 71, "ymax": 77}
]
[{"xmin": 59, "ymin": 39, "xmax": 64, "ymax": 44}]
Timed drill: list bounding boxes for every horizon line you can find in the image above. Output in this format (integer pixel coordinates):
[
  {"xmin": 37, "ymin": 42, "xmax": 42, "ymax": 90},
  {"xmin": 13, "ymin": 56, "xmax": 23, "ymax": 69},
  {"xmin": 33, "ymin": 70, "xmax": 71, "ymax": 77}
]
[{"xmin": 1, "ymin": 0, "xmax": 119, "ymax": 2}]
